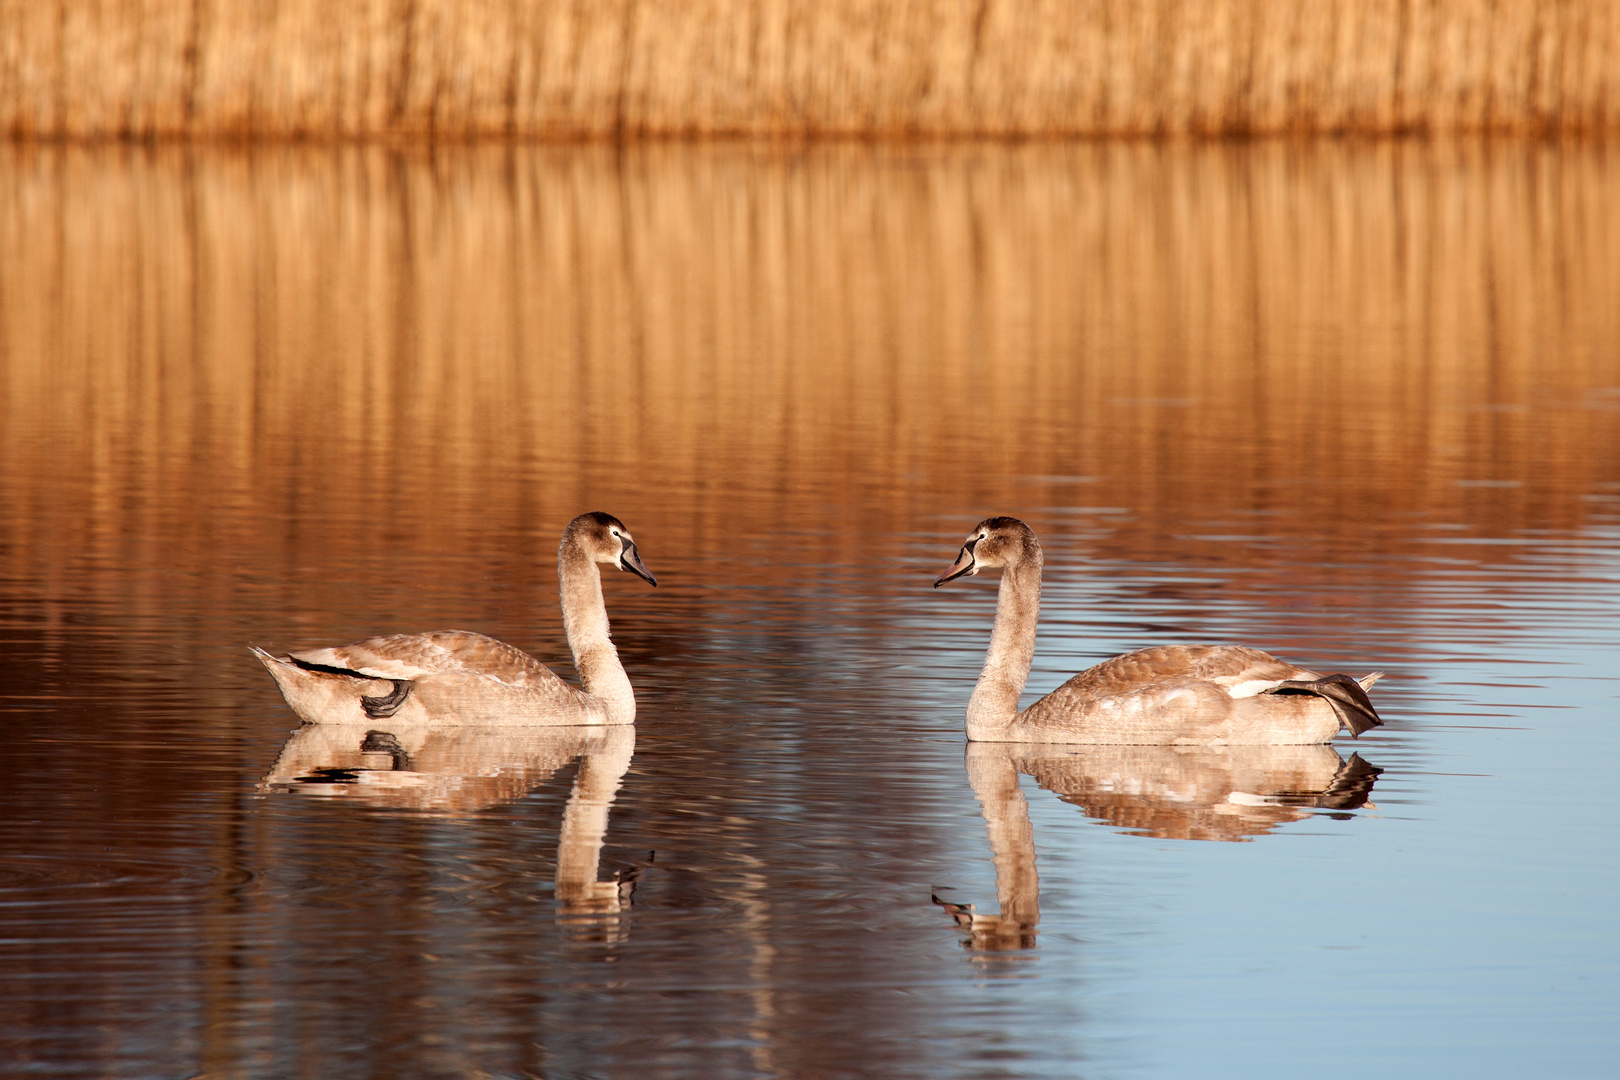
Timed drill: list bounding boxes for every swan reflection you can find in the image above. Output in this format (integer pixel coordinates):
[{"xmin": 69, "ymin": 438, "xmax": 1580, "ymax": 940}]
[
  {"xmin": 939, "ymin": 742, "xmax": 1381, "ymax": 952},
  {"xmin": 261, "ymin": 723, "xmax": 640, "ymax": 937}
]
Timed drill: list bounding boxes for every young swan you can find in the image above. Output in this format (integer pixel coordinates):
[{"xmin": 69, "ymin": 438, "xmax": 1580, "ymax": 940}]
[
  {"xmin": 251, "ymin": 512, "xmax": 656, "ymax": 726},
  {"xmin": 934, "ymin": 517, "xmax": 1383, "ymax": 745}
]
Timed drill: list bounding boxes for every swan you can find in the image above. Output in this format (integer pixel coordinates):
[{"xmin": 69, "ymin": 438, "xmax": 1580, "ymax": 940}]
[
  {"xmin": 251, "ymin": 512, "xmax": 656, "ymax": 726},
  {"xmin": 933, "ymin": 517, "xmax": 1383, "ymax": 744}
]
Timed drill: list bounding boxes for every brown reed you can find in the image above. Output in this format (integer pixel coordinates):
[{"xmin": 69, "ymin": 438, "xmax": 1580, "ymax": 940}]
[{"xmin": 2, "ymin": 0, "xmax": 1617, "ymax": 138}]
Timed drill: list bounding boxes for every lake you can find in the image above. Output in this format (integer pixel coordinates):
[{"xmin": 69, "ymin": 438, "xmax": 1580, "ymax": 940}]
[{"xmin": 1, "ymin": 138, "xmax": 1617, "ymax": 1079}]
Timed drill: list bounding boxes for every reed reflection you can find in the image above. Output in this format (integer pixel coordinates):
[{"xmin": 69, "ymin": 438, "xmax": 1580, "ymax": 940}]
[
  {"xmin": 2, "ymin": 139, "xmax": 1615, "ymax": 639},
  {"xmin": 941, "ymin": 742, "xmax": 1381, "ymax": 951},
  {"xmin": 262, "ymin": 723, "xmax": 640, "ymax": 935}
]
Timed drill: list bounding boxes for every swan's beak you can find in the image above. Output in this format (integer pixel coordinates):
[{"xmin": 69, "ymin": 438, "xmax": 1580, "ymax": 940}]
[
  {"xmin": 934, "ymin": 545, "xmax": 977, "ymax": 587},
  {"xmin": 619, "ymin": 541, "xmax": 657, "ymax": 586}
]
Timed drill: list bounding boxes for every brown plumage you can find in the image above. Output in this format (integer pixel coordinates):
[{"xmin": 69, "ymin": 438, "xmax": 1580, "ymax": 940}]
[
  {"xmin": 252, "ymin": 512, "xmax": 656, "ymax": 726},
  {"xmin": 934, "ymin": 517, "xmax": 1384, "ymax": 745}
]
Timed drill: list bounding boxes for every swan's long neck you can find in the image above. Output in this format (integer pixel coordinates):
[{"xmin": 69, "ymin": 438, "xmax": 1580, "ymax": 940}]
[
  {"xmin": 559, "ymin": 541, "xmax": 635, "ymax": 722},
  {"xmin": 966, "ymin": 550, "xmax": 1042, "ymax": 741}
]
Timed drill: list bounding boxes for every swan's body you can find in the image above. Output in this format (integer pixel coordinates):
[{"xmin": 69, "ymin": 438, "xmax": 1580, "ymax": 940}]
[
  {"xmin": 252, "ymin": 512, "xmax": 655, "ymax": 726},
  {"xmin": 934, "ymin": 517, "xmax": 1383, "ymax": 745}
]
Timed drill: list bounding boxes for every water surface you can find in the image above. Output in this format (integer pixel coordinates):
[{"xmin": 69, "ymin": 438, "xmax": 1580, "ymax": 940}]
[{"xmin": 1, "ymin": 139, "xmax": 1617, "ymax": 1078}]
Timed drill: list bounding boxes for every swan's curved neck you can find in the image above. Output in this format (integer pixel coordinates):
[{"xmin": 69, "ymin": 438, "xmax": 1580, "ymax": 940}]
[
  {"xmin": 559, "ymin": 541, "xmax": 634, "ymax": 721},
  {"xmin": 967, "ymin": 551, "xmax": 1042, "ymax": 740}
]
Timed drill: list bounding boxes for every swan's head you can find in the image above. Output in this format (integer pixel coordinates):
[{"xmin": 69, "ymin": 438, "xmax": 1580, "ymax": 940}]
[
  {"xmin": 567, "ymin": 512, "xmax": 657, "ymax": 586},
  {"xmin": 934, "ymin": 517, "xmax": 1038, "ymax": 587}
]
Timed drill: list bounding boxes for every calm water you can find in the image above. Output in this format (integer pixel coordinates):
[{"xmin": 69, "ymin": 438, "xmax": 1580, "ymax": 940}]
[{"xmin": 2, "ymin": 139, "xmax": 1618, "ymax": 1079}]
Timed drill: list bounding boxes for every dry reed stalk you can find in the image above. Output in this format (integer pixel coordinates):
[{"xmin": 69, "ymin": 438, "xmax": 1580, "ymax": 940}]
[{"xmin": 3, "ymin": 0, "xmax": 1618, "ymax": 137}]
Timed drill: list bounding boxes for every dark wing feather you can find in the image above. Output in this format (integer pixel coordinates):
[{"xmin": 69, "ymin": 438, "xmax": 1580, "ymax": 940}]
[{"xmin": 1262, "ymin": 673, "xmax": 1383, "ymax": 736}]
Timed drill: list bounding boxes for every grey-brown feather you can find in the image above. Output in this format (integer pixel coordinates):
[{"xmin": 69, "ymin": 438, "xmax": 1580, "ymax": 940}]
[
  {"xmin": 292, "ymin": 630, "xmax": 564, "ymax": 688},
  {"xmin": 251, "ymin": 642, "xmax": 601, "ymax": 725},
  {"xmin": 1013, "ymin": 647, "xmax": 1382, "ymax": 743},
  {"xmin": 1043, "ymin": 644, "xmax": 1310, "ymax": 699}
]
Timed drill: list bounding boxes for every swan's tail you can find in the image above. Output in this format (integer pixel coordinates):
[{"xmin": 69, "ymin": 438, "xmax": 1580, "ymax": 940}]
[
  {"xmin": 249, "ymin": 644, "xmax": 296, "ymax": 676},
  {"xmin": 1263, "ymin": 672, "xmax": 1385, "ymax": 737}
]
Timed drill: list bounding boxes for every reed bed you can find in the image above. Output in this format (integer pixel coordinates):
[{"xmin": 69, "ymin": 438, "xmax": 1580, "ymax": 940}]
[{"xmin": 3, "ymin": 0, "xmax": 1617, "ymax": 137}]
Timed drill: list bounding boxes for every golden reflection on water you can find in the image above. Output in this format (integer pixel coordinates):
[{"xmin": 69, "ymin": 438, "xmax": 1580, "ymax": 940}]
[
  {"xmin": 1, "ymin": 138, "xmax": 1617, "ymax": 1076},
  {"xmin": 2, "ymin": 140, "xmax": 1615, "ymax": 625}
]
